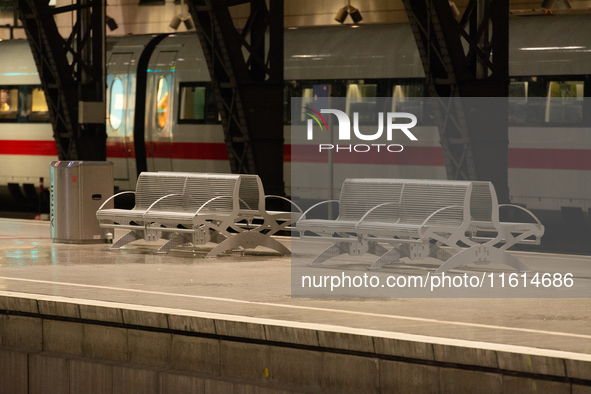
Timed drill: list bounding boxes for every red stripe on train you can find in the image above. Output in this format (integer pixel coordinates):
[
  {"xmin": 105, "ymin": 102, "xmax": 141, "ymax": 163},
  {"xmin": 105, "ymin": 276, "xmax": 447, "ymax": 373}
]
[
  {"xmin": 508, "ymin": 148, "xmax": 591, "ymax": 170},
  {"xmin": 106, "ymin": 141, "xmax": 231, "ymax": 160},
  {"xmin": 0, "ymin": 140, "xmax": 58, "ymax": 156},
  {"xmin": 3, "ymin": 140, "xmax": 591, "ymax": 171},
  {"xmin": 149, "ymin": 142, "xmax": 230, "ymax": 160}
]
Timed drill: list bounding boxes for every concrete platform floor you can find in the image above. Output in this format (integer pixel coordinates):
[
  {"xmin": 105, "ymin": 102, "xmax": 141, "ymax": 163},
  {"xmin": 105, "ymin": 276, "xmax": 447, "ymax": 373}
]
[{"xmin": 1, "ymin": 218, "xmax": 591, "ymax": 357}]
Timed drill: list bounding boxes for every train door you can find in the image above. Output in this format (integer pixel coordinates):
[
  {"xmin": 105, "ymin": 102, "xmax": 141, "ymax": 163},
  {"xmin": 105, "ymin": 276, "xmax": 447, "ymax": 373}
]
[
  {"xmin": 106, "ymin": 52, "xmax": 133, "ymax": 182},
  {"xmin": 146, "ymin": 51, "xmax": 176, "ymax": 172}
]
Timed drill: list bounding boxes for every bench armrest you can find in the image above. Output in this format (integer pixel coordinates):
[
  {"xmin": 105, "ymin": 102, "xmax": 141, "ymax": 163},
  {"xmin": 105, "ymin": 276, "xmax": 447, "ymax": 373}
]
[
  {"xmin": 420, "ymin": 205, "xmax": 464, "ymax": 227},
  {"xmin": 264, "ymin": 195, "xmax": 303, "ymax": 213},
  {"xmin": 182, "ymin": 193, "xmax": 248, "ymax": 211},
  {"xmin": 297, "ymin": 200, "xmax": 339, "ymax": 224},
  {"xmin": 144, "ymin": 193, "xmax": 184, "ymax": 216},
  {"xmin": 184, "ymin": 194, "xmax": 249, "ymax": 211},
  {"xmin": 236, "ymin": 197, "xmax": 252, "ymax": 210},
  {"xmin": 194, "ymin": 195, "xmax": 235, "ymax": 216},
  {"xmin": 417, "ymin": 205, "xmax": 465, "ymax": 239},
  {"xmin": 498, "ymin": 204, "xmax": 542, "ymax": 225},
  {"xmin": 97, "ymin": 191, "xmax": 136, "ymax": 211},
  {"xmin": 356, "ymin": 202, "xmax": 400, "ymax": 227}
]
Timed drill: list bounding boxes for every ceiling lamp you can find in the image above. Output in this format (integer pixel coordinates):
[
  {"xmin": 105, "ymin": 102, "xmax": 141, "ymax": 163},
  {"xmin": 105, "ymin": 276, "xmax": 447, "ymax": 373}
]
[
  {"xmin": 106, "ymin": 15, "xmax": 118, "ymax": 32},
  {"xmin": 170, "ymin": 0, "xmax": 194, "ymax": 31},
  {"xmin": 335, "ymin": 1, "xmax": 363, "ymax": 24}
]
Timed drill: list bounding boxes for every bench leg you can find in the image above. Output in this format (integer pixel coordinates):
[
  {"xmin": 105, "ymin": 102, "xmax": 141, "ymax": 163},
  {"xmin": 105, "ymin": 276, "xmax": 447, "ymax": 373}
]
[
  {"xmin": 157, "ymin": 234, "xmax": 192, "ymax": 254},
  {"xmin": 435, "ymin": 245, "xmax": 529, "ymax": 273},
  {"xmin": 308, "ymin": 243, "xmax": 348, "ymax": 266},
  {"xmin": 206, "ymin": 231, "xmax": 290, "ymax": 258},
  {"xmin": 368, "ymin": 244, "xmax": 403, "ymax": 270},
  {"xmin": 265, "ymin": 218, "xmax": 293, "ymax": 236},
  {"xmin": 110, "ymin": 231, "xmax": 142, "ymax": 250}
]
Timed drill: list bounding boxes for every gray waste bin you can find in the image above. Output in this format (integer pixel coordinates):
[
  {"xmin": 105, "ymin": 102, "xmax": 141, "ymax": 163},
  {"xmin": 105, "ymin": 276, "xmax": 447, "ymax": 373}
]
[{"xmin": 50, "ymin": 161, "xmax": 114, "ymax": 243}]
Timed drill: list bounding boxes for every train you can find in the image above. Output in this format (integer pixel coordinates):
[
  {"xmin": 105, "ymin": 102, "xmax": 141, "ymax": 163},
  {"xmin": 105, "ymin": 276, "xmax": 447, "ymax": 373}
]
[{"xmin": 0, "ymin": 13, "xmax": 590, "ymax": 226}]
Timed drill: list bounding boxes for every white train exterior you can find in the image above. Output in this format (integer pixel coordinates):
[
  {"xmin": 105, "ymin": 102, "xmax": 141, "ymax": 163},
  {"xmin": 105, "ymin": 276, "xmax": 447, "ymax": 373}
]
[{"xmin": 0, "ymin": 14, "xmax": 590, "ymax": 222}]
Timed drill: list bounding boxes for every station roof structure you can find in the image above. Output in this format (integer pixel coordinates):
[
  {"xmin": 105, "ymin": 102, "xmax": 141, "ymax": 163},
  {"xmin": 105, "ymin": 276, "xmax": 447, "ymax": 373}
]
[{"xmin": 1, "ymin": 0, "xmax": 591, "ymax": 40}]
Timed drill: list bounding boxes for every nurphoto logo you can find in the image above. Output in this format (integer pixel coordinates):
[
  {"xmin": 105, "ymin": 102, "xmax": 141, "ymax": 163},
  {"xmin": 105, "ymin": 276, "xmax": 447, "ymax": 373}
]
[{"xmin": 303, "ymin": 107, "xmax": 418, "ymax": 153}]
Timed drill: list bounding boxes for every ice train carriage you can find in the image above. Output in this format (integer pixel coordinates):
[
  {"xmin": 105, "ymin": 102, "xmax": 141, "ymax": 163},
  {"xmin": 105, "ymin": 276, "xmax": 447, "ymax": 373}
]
[{"xmin": 0, "ymin": 15, "xmax": 590, "ymax": 225}]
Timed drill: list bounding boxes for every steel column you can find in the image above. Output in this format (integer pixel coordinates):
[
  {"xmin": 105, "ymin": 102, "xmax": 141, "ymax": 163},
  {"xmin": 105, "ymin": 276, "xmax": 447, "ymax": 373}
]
[
  {"xmin": 187, "ymin": 0, "xmax": 285, "ymax": 196},
  {"xmin": 17, "ymin": 0, "xmax": 106, "ymax": 161},
  {"xmin": 402, "ymin": 0, "xmax": 510, "ymax": 202}
]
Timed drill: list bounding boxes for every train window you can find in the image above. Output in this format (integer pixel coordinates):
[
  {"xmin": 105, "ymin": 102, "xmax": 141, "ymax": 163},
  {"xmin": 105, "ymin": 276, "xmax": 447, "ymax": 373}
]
[
  {"xmin": 156, "ymin": 77, "xmax": 169, "ymax": 130},
  {"xmin": 392, "ymin": 84, "xmax": 425, "ymax": 122},
  {"xmin": 545, "ymin": 81, "xmax": 584, "ymax": 124},
  {"xmin": 178, "ymin": 82, "xmax": 220, "ymax": 124},
  {"xmin": 297, "ymin": 84, "xmax": 331, "ymax": 123},
  {"xmin": 0, "ymin": 87, "xmax": 18, "ymax": 121},
  {"xmin": 179, "ymin": 85, "xmax": 206, "ymax": 122},
  {"xmin": 509, "ymin": 81, "xmax": 528, "ymax": 98},
  {"xmin": 17, "ymin": 86, "xmax": 50, "ymax": 123},
  {"xmin": 346, "ymin": 83, "xmax": 377, "ymax": 125},
  {"xmin": 508, "ymin": 81, "xmax": 528, "ymax": 125},
  {"xmin": 346, "ymin": 83, "xmax": 376, "ymax": 98},
  {"xmin": 285, "ymin": 80, "xmax": 348, "ymax": 125},
  {"xmin": 300, "ymin": 87, "xmax": 314, "ymax": 120},
  {"xmin": 30, "ymin": 88, "xmax": 49, "ymax": 120},
  {"xmin": 109, "ymin": 79, "xmax": 125, "ymax": 130},
  {"xmin": 392, "ymin": 84, "xmax": 424, "ymax": 98}
]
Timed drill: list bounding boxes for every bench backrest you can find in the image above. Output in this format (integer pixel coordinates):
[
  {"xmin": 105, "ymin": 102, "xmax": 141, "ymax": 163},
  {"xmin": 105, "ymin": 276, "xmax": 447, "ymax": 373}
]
[
  {"xmin": 182, "ymin": 174, "xmax": 240, "ymax": 214},
  {"xmin": 134, "ymin": 173, "xmax": 188, "ymax": 210},
  {"xmin": 338, "ymin": 179, "xmax": 403, "ymax": 222},
  {"xmin": 157, "ymin": 171, "xmax": 266, "ymax": 216},
  {"xmin": 237, "ymin": 174, "xmax": 265, "ymax": 212},
  {"xmin": 469, "ymin": 181, "xmax": 497, "ymax": 222},
  {"xmin": 398, "ymin": 181, "xmax": 471, "ymax": 226}
]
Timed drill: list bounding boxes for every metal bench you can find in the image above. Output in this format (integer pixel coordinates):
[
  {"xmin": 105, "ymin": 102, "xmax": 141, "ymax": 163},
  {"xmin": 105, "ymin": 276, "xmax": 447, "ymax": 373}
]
[
  {"xmin": 150, "ymin": 173, "xmax": 296, "ymax": 257},
  {"xmin": 142, "ymin": 173, "xmax": 242, "ymax": 255},
  {"xmin": 151, "ymin": 172, "xmax": 301, "ymax": 256},
  {"xmin": 97, "ymin": 172, "xmax": 298, "ymax": 257},
  {"xmin": 96, "ymin": 172, "xmax": 189, "ymax": 248},
  {"xmin": 296, "ymin": 178, "xmax": 544, "ymax": 272}
]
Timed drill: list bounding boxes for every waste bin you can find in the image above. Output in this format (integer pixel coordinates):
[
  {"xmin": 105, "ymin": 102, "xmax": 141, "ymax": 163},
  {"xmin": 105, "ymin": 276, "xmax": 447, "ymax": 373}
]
[{"xmin": 50, "ymin": 161, "xmax": 114, "ymax": 243}]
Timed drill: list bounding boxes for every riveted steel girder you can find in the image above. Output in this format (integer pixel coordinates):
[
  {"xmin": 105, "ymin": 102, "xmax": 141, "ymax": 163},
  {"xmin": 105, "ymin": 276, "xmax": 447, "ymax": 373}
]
[
  {"xmin": 187, "ymin": 0, "xmax": 285, "ymax": 195},
  {"xmin": 18, "ymin": 0, "xmax": 106, "ymax": 161},
  {"xmin": 402, "ymin": 0, "xmax": 510, "ymax": 202}
]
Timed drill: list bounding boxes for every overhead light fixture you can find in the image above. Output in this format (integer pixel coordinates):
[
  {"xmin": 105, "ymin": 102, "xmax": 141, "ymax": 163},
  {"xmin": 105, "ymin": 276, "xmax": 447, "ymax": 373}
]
[
  {"xmin": 335, "ymin": 1, "xmax": 362, "ymax": 24},
  {"xmin": 183, "ymin": 18, "xmax": 194, "ymax": 30},
  {"xmin": 349, "ymin": 6, "xmax": 363, "ymax": 24},
  {"xmin": 169, "ymin": 15, "xmax": 182, "ymax": 30},
  {"xmin": 335, "ymin": 7, "xmax": 348, "ymax": 23},
  {"xmin": 106, "ymin": 15, "xmax": 118, "ymax": 31},
  {"xmin": 170, "ymin": 0, "xmax": 194, "ymax": 31}
]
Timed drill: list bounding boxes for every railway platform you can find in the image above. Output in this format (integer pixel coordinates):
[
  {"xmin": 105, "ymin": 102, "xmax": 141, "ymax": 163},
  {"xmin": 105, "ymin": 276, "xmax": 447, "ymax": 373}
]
[{"xmin": 0, "ymin": 218, "xmax": 590, "ymax": 393}]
